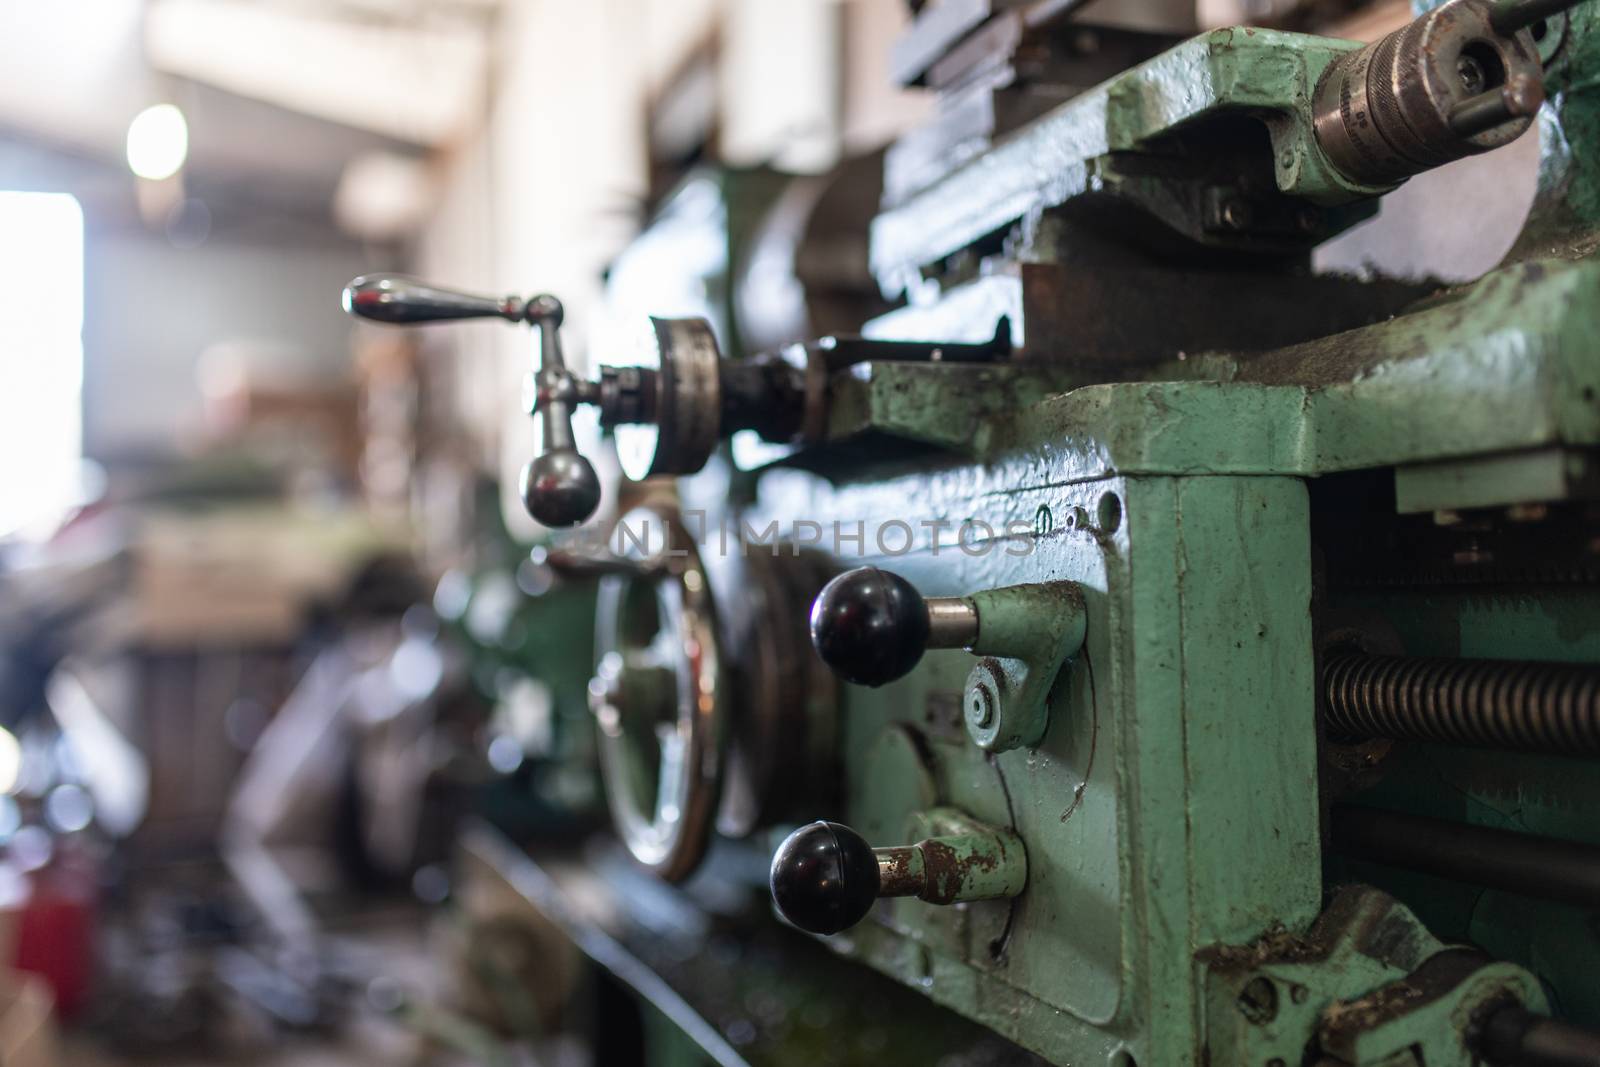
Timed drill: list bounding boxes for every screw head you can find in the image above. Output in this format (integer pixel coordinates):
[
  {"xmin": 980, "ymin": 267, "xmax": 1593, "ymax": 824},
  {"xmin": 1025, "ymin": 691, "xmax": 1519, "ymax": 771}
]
[
  {"xmin": 1221, "ymin": 198, "xmax": 1254, "ymax": 231},
  {"xmin": 963, "ymin": 659, "xmax": 1006, "ymax": 745},
  {"xmin": 1236, "ymin": 976, "xmax": 1279, "ymax": 1025},
  {"xmin": 969, "ymin": 685, "xmax": 995, "ymax": 728}
]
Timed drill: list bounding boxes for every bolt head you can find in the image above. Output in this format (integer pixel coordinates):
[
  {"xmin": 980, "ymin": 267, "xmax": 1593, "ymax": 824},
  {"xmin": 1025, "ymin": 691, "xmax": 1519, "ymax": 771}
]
[
  {"xmin": 964, "ymin": 659, "xmax": 1005, "ymax": 738},
  {"xmin": 1236, "ymin": 976, "xmax": 1279, "ymax": 1025},
  {"xmin": 969, "ymin": 686, "xmax": 996, "ymax": 728},
  {"xmin": 1221, "ymin": 198, "xmax": 1254, "ymax": 231}
]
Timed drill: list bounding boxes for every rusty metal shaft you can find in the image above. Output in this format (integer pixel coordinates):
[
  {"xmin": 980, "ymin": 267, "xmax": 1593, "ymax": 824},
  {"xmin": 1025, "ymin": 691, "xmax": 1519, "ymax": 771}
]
[{"xmin": 1323, "ymin": 653, "xmax": 1600, "ymax": 756}]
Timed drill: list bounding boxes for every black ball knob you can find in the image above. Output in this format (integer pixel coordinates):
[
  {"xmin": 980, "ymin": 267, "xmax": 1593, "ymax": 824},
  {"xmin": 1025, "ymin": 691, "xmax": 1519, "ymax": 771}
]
[
  {"xmin": 770, "ymin": 821, "xmax": 880, "ymax": 935},
  {"xmin": 809, "ymin": 567, "xmax": 929, "ymax": 686},
  {"xmin": 520, "ymin": 448, "xmax": 601, "ymax": 528}
]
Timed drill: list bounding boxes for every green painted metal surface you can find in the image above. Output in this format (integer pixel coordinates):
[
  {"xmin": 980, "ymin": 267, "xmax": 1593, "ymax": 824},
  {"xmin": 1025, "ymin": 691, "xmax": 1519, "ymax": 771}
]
[
  {"xmin": 1393, "ymin": 447, "xmax": 1600, "ymax": 512},
  {"xmin": 870, "ymin": 27, "xmax": 1390, "ymax": 291},
  {"xmin": 745, "ymin": 472, "xmax": 1326, "ymax": 1063},
  {"xmin": 495, "ymin": 2, "xmax": 1600, "ymax": 1062},
  {"xmin": 828, "ymin": 257, "xmax": 1600, "ymax": 485},
  {"xmin": 736, "ymin": 6, "xmax": 1600, "ymax": 1060},
  {"xmin": 964, "ymin": 579, "xmax": 1087, "ymax": 751},
  {"xmin": 904, "ymin": 806, "xmax": 1030, "ymax": 903},
  {"xmin": 1202, "ymin": 887, "xmax": 1550, "ymax": 1067}
]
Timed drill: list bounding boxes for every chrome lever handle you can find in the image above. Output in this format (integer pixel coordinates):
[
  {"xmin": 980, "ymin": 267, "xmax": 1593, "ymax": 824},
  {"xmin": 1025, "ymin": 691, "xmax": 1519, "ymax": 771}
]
[
  {"xmin": 342, "ymin": 274, "xmax": 601, "ymax": 527},
  {"xmin": 342, "ymin": 273, "xmax": 531, "ymax": 325}
]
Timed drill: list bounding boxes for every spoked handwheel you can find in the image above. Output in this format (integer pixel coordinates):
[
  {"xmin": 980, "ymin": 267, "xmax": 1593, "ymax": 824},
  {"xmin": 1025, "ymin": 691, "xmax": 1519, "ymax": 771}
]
[{"xmin": 587, "ymin": 504, "xmax": 723, "ymax": 882}]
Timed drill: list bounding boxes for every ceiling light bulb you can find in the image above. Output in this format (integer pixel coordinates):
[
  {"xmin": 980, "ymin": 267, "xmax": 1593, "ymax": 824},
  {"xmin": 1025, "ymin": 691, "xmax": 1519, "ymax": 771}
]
[
  {"xmin": 0, "ymin": 727, "xmax": 20, "ymax": 796},
  {"xmin": 126, "ymin": 103, "xmax": 189, "ymax": 181}
]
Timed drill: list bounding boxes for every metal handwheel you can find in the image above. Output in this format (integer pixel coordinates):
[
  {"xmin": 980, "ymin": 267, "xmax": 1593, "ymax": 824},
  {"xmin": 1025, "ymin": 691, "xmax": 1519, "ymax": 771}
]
[{"xmin": 587, "ymin": 504, "xmax": 723, "ymax": 882}]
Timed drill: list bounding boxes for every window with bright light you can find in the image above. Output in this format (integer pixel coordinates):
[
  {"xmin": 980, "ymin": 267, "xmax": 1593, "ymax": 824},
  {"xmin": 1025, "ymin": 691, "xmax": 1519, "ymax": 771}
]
[{"xmin": 0, "ymin": 192, "xmax": 84, "ymax": 537}]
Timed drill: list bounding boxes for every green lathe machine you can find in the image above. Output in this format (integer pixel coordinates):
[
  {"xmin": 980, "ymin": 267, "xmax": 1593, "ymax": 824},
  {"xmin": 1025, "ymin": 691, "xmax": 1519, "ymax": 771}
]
[{"xmin": 346, "ymin": 0, "xmax": 1600, "ymax": 1061}]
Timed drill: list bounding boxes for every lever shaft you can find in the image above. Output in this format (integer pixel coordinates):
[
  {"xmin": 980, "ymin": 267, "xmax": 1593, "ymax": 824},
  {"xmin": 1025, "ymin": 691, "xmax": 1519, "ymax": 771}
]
[
  {"xmin": 1490, "ymin": 0, "xmax": 1581, "ymax": 35},
  {"xmin": 1449, "ymin": 75, "xmax": 1544, "ymax": 137},
  {"xmin": 519, "ymin": 296, "xmax": 601, "ymax": 527},
  {"xmin": 342, "ymin": 274, "xmax": 601, "ymax": 527},
  {"xmin": 342, "ymin": 274, "xmax": 528, "ymax": 325}
]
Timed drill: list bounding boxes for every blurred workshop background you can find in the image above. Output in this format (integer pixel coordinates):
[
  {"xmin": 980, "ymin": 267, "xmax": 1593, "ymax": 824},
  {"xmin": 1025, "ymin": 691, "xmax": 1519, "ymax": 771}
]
[{"xmin": 0, "ymin": 0, "xmax": 1543, "ymax": 1064}]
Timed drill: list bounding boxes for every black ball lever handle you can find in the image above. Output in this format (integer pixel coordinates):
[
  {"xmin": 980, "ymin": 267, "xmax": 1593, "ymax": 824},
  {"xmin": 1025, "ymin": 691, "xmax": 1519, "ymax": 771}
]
[
  {"xmin": 342, "ymin": 274, "xmax": 600, "ymax": 527},
  {"xmin": 809, "ymin": 567, "xmax": 930, "ymax": 686},
  {"xmin": 769, "ymin": 821, "xmax": 881, "ymax": 935},
  {"xmin": 810, "ymin": 567, "xmax": 984, "ymax": 687}
]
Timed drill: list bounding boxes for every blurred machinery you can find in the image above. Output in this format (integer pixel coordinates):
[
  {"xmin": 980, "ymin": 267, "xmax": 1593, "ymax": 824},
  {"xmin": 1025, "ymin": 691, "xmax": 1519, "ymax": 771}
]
[{"xmin": 347, "ymin": 0, "xmax": 1600, "ymax": 1062}]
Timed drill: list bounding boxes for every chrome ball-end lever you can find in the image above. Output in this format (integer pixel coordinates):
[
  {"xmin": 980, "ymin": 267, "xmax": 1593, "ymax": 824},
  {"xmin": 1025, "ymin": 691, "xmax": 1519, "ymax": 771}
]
[{"xmin": 342, "ymin": 274, "xmax": 601, "ymax": 527}]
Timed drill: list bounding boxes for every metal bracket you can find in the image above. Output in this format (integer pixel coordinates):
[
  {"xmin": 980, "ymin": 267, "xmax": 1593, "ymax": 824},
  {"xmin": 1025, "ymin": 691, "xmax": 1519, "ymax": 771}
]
[
  {"xmin": 900, "ymin": 807, "xmax": 1030, "ymax": 906},
  {"xmin": 1202, "ymin": 886, "xmax": 1551, "ymax": 1067},
  {"xmin": 962, "ymin": 581, "xmax": 1087, "ymax": 752}
]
